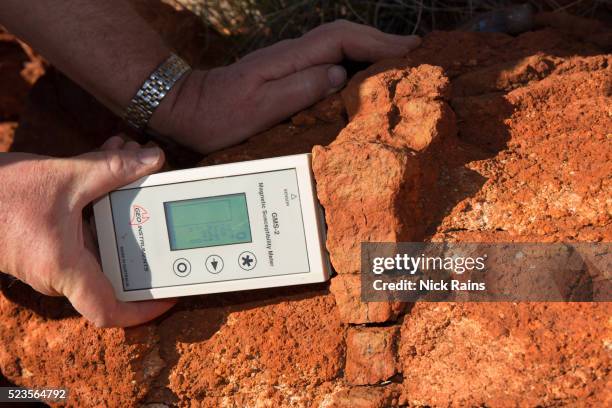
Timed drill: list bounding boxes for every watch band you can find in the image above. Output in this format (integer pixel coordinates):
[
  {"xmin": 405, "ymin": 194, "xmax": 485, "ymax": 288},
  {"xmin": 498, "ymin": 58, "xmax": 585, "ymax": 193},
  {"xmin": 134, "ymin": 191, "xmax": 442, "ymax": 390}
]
[{"xmin": 123, "ymin": 53, "xmax": 191, "ymax": 130}]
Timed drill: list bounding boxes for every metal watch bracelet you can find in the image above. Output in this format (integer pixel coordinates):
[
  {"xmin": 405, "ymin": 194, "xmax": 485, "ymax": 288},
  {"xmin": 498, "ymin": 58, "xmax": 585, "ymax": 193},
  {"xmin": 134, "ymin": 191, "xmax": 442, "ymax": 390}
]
[{"xmin": 123, "ymin": 53, "xmax": 191, "ymax": 130}]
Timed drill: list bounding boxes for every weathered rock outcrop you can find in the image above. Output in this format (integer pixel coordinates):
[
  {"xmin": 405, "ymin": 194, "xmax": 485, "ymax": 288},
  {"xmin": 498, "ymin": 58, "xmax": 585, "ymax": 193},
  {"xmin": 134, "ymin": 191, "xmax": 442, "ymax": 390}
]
[
  {"xmin": 1, "ymin": 10, "xmax": 610, "ymax": 408},
  {"xmin": 0, "ymin": 28, "xmax": 44, "ymax": 152},
  {"xmin": 311, "ymin": 63, "xmax": 456, "ymax": 324}
]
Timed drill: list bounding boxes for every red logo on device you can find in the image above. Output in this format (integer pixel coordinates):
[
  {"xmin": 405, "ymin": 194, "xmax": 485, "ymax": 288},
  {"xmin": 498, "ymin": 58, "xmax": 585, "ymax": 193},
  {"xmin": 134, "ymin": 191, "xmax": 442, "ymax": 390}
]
[{"xmin": 130, "ymin": 205, "xmax": 150, "ymax": 226}]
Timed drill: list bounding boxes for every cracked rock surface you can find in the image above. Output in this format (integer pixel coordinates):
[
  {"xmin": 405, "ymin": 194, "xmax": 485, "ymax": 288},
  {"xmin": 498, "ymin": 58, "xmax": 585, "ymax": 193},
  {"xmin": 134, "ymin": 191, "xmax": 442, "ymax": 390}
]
[{"xmin": 1, "ymin": 9, "xmax": 611, "ymax": 408}]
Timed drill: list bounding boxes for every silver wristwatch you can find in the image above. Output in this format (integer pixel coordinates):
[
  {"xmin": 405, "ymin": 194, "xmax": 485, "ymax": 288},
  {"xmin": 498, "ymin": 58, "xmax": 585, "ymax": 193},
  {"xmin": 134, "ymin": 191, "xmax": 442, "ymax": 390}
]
[{"xmin": 123, "ymin": 53, "xmax": 191, "ymax": 130}]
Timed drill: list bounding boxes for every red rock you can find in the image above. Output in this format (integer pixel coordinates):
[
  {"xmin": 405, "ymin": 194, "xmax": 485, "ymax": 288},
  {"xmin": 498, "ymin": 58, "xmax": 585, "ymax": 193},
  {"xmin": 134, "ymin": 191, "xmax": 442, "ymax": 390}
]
[
  {"xmin": 0, "ymin": 30, "xmax": 45, "ymax": 119},
  {"xmin": 312, "ymin": 62, "xmax": 456, "ymax": 325},
  {"xmin": 1, "ymin": 13, "xmax": 611, "ymax": 407},
  {"xmin": 313, "ymin": 142, "xmax": 417, "ymax": 275},
  {"xmin": 311, "ymin": 63, "xmax": 456, "ymax": 279},
  {"xmin": 158, "ymin": 292, "xmax": 344, "ymax": 406},
  {"xmin": 336, "ymin": 63, "xmax": 455, "ymax": 151},
  {"xmin": 534, "ymin": 12, "xmax": 612, "ymax": 48},
  {"xmin": 0, "ymin": 283, "xmax": 159, "ymax": 407},
  {"xmin": 452, "ymin": 53, "xmax": 559, "ymax": 97},
  {"xmin": 291, "ymin": 93, "xmax": 344, "ymax": 126},
  {"xmin": 323, "ymin": 384, "xmax": 401, "ymax": 408},
  {"xmin": 0, "ymin": 122, "xmax": 16, "ymax": 152},
  {"xmin": 441, "ymin": 59, "xmax": 612, "ymax": 239},
  {"xmin": 329, "ymin": 274, "xmax": 405, "ymax": 324},
  {"xmin": 345, "ymin": 326, "xmax": 399, "ymax": 385},
  {"xmin": 399, "ymin": 303, "xmax": 612, "ymax": 407}
]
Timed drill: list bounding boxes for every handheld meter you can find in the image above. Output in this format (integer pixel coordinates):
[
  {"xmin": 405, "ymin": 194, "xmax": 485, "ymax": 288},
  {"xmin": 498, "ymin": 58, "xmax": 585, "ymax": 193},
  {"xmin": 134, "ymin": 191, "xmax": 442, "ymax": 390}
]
[{"xmin": 93, "ymin": 153, "xmax": 330, "ymax": 301}]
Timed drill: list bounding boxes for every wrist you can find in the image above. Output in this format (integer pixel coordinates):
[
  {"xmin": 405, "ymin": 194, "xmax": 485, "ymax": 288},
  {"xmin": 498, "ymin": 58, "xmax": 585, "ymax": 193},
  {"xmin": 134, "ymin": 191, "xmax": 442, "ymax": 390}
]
[
  {"xmin": 146, "ymin": 69, "xmax": 217, "ymax": 154},
  {"xmin": 145, "ymin": 67, "xmax": 192, "ymax": 137},
  {"xmin": 122, "ymin": 53, "xmax": 191, "ymax": 131}
]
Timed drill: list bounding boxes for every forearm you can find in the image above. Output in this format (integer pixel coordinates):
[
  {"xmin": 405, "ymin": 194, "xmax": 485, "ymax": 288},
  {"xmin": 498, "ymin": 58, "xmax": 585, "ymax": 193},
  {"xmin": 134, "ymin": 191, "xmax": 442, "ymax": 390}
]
[{"xmin": 0, "ymin": 0, "xmax": 174, "ymax": 116}]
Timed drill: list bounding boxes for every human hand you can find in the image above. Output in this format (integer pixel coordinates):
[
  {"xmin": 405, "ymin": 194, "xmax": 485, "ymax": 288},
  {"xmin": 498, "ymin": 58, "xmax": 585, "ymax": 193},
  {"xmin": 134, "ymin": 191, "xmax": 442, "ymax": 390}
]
[
  {"xmin": 150, "ymin": 20, "xmax": 421, "ymax": 153},
  {"xmin": 0, "ymin": 136, "xmax": 176, "ymax": 327}
]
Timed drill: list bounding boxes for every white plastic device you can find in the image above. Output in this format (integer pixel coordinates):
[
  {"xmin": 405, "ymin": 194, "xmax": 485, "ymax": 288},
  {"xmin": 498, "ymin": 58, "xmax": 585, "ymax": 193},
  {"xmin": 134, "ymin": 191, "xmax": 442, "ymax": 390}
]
[{"xmin": 93, "ymin": 153, "xmax": 330, "ymax": 301}]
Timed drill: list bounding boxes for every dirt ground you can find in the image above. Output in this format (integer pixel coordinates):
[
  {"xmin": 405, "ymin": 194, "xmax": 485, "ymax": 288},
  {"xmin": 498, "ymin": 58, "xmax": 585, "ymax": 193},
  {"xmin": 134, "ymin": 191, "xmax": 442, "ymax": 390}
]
[{"xmin": 0, "ymin": 4, "xmax": 610, "ymax": 408}]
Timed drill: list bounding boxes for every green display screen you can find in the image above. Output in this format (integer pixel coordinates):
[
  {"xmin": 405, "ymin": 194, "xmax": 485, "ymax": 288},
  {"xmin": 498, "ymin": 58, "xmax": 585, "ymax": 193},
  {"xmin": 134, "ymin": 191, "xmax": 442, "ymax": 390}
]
[{"xmin": 164, "ymin": 193, "xmax": 252, "ymax": 250}]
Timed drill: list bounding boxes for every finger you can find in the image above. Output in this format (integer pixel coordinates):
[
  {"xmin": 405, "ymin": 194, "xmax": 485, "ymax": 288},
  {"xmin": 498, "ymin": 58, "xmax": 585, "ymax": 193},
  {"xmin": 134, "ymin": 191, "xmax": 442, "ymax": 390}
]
[
  {"xmin": 242, "ymin": 20, "xmax": 420, "ymax": 81},
  {"xmin": 259, "ymin": 64, "xmax": 347, "ymax": 124},
  {"xmin": 70, "ymin": 146, "xmax": 165, "ymax": 205},
  {"xmin": 239, "ymin": 21, "xmax": 408, "ymax": 64},
  {"xmin": 305, "ymin": 21, "xmax": 421, "ymax": 61},
  {"xmin": 62, "ymin": 255, "xmax": 176, "ymax": 327},
  {"xmin": 100, "ymin": 135, "xmax": 125, "ymax": 151},
  {"xmin": 123, "ymin": 141, "xmax": 141, "ymax": 151}
]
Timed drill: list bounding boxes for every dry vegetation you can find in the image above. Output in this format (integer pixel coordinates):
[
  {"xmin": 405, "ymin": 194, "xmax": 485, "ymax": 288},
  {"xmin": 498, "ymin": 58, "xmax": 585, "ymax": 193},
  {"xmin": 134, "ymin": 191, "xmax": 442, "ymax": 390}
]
[{"xmin": 168, "ymin": 0, "xmax": 610, "ymax": 56}]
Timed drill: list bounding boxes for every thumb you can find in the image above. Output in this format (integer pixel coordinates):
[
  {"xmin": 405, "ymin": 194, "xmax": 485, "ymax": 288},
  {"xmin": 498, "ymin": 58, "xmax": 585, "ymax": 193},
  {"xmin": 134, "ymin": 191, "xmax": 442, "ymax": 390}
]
[
  {"xmin": 72, "ymin": 145, "xmax": 164, "ymax": 205},
  {"xmin": 260, "ymin": 64, "xmax": 347, "ymax": 126}
]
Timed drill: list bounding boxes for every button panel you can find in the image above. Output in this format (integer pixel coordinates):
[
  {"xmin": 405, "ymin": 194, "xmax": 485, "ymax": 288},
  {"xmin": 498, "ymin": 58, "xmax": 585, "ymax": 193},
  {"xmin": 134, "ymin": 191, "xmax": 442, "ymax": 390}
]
[{"xmin": 174, "ymin": 251, "xmax": 260, "ymax": 277}]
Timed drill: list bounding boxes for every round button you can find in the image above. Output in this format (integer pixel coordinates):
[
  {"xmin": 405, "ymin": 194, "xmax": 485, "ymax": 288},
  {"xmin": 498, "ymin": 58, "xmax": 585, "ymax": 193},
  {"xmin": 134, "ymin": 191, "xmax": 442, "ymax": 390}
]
[
  {"xmin": 205, "ymin": 254, "xmax": 224, "ymax": 274},
  {"xmin": 173, "ymin": 258, "xmax": 191, "ymax": 277},
  {"xmin": 238, "ymin": 251, "xmax": 257, "ymax": 271}
]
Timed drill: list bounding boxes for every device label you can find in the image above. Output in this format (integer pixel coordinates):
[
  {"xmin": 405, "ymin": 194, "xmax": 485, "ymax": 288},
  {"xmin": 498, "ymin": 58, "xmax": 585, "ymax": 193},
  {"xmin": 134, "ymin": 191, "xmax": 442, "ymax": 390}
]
[
  {"xmin": 130, "ymin": 205, "xmax": 150, "ymax": 226},
  {"xmin": 258, "ymin": 182, "xmax": 275, "ymax": 267}
]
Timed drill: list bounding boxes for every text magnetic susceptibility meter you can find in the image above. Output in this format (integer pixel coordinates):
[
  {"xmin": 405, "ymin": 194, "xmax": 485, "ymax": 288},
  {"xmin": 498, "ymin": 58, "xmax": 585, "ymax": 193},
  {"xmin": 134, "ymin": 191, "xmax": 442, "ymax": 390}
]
[{"xmin": 93, "ymin": 154, "xmax": 330, "ymax": 301}]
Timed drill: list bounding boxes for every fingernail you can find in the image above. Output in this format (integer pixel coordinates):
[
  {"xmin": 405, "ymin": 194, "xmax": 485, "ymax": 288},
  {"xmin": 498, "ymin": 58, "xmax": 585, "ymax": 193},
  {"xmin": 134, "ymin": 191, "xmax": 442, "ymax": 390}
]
[
  {"xmin": 137, "ymin": 147, "xmax": 161, "ymax": 165},
  {"xmin": 328, "ymin": 65, "xmax": 347, "ymax": 88}
]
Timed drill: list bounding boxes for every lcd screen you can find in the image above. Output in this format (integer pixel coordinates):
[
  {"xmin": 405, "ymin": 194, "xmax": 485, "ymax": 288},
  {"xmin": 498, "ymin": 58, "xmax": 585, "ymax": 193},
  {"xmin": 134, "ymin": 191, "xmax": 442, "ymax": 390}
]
[{"xmin": 164, "ymin": 193, "xmax": 252, "ymax": 250}]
